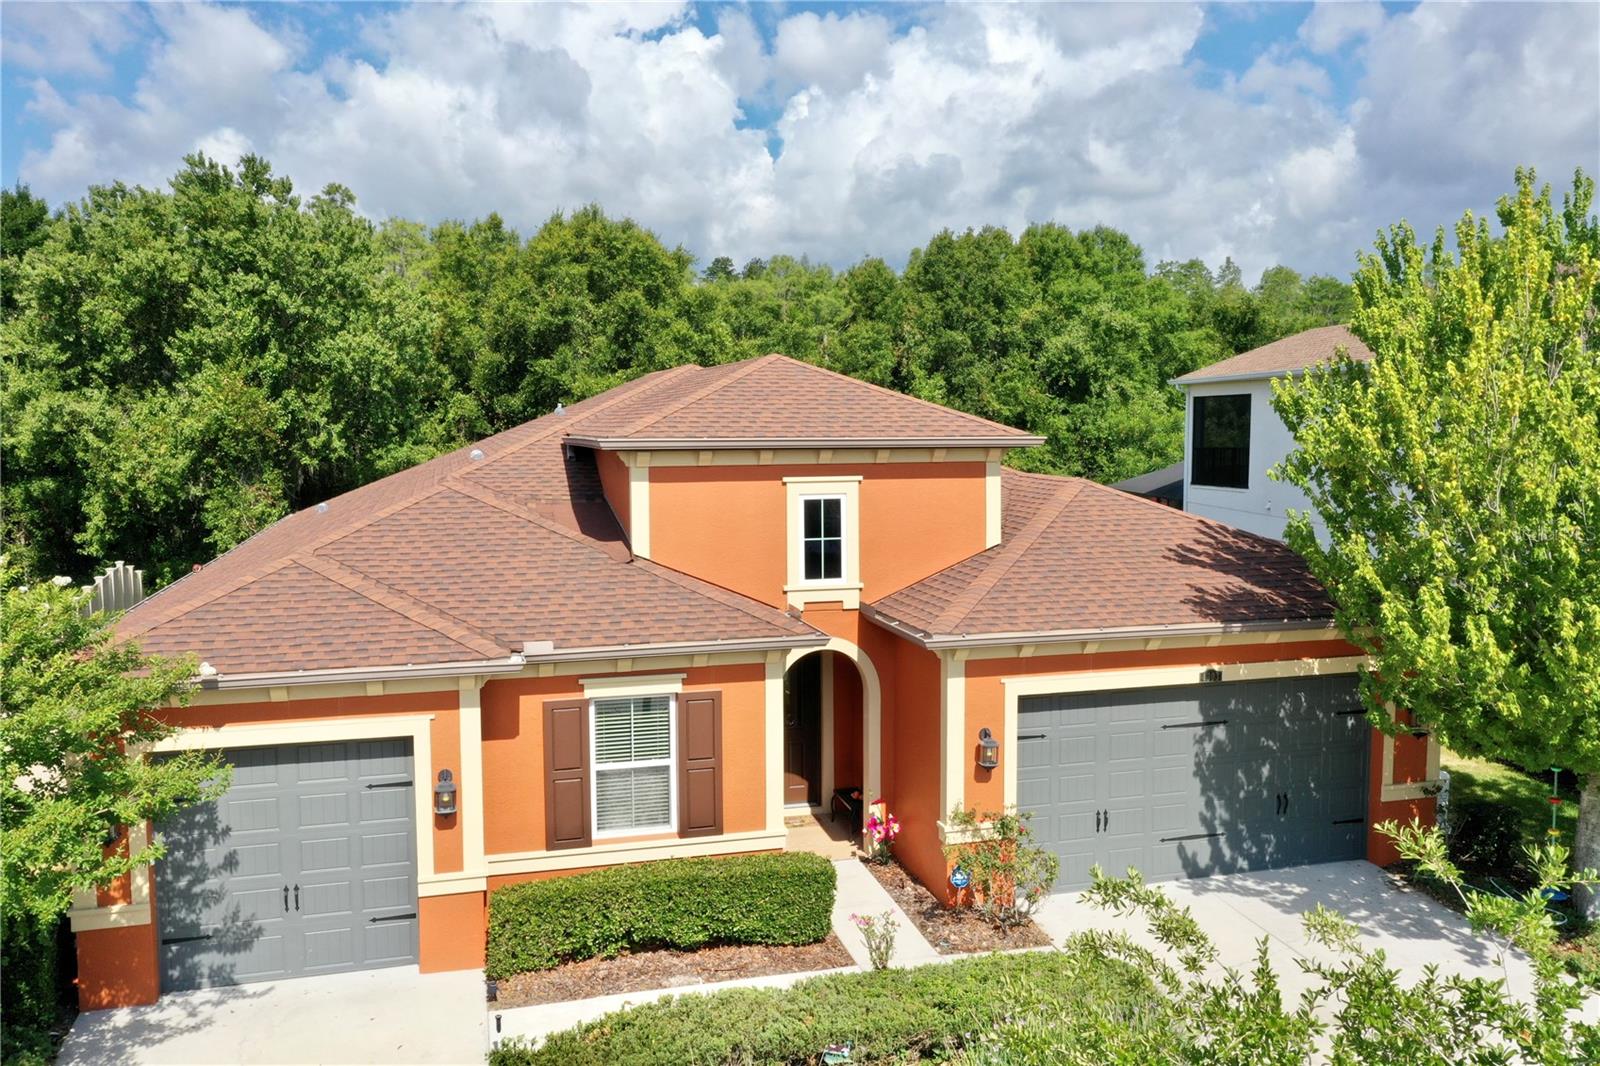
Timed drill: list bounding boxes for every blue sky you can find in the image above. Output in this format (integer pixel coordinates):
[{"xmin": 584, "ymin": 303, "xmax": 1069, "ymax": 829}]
[{"xmin": 3, "ymin": 2, "xmax": 1594, "ymax": 279}]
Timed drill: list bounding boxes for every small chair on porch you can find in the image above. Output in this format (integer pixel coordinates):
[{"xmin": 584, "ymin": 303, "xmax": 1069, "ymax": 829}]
[{"xmin": 831, "ymin": 786, "xmax": 864, "ymax": 836}]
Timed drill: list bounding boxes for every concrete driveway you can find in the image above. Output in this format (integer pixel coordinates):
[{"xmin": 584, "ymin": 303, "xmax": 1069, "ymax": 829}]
[
  {"xmin": 58, "ymin": 967, "xmax": 487, "ymax": 1066},
  {"xmin": 1033, "ymin": 859, "xmax": 1539, "ymax": 1002}
]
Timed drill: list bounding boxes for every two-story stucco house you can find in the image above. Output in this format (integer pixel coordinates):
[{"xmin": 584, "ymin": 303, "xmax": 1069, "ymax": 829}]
[{"xmin": 73, "ymin": 352, "xmax": 1434, "ymax": 1009}]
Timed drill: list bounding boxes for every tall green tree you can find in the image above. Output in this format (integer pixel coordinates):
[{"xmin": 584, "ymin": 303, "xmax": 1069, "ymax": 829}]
[
  {"xmin": 0, "ymin": 562, "xmax": 227, "ymax": 921},
  {"xmin": 1273, "ymin": 169, "xmax": 1600, "ymax": 908}
]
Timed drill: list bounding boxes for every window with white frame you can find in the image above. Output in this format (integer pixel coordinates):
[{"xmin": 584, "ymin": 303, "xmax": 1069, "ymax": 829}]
[
  {"xmin": 800, "ymin": 495, "xmax": 845, "ymax": 582},
  {"xmin": 591, "ymin": 695, "xmax": 674, "ymax": 833}
]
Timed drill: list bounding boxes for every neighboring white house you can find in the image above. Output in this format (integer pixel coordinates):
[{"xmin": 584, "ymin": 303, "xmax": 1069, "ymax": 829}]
[{"xmin": 1114, "ymin": 325, "xmax": 1373, "ymax": 541}]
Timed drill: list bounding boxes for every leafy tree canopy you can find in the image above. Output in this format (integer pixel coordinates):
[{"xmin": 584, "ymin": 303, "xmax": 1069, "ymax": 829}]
[
  {"xmin": 2, "ymin": 153, "xmax": 1353, "ymax": 587},
  {"xmin": 0, "ymin": 560, "xmax": 227, "ymax": 925},
  {"xmin": 1273, "ymin": 168, "xmax": 1600, "ymax": 900}
]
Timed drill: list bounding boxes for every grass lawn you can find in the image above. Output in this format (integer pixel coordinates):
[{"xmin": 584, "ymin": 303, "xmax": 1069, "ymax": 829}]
[
  {"xmin": 1438, "ymin": 750, "xmax": 1599, "ymax": 984},
  {"xmin": 1442, "ymin": 750, "xmax": 1580, "ymax": 847}
]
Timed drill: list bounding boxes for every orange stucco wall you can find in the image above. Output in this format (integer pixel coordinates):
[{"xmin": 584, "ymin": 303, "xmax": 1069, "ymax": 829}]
[
  {"xmin": 649, "ymin": 462, "xmax": 987, "ymax": 607},
  {"xmin": 595, "ymin": 449, "xmax": 631, "ymax": 535},
  {"xmin": 1367, "ymin": 711, "xmax": 1438, "ymax": 865},
  {"xmin": 75, "ymin": 919, "xmax": 160, "ymax": 1010},
  {"xmin": 887, "ymin": 637, "xmax": 947, "ymax": 895},
  {"xmin": 419, "ymin": 891, "xmax": 487, "ymax": 972},
  {"xmin": 480, "ymin": 663, "xmax": 767, "ymax": 855},
  {"xmin": 833, "ymin": 655, "xmax": 863, "ymax": 789}
]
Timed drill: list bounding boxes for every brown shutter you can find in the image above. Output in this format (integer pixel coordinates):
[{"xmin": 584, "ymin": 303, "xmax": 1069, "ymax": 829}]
[
  {"xmin": 679, "ymin": 691, "xmax": 723, "ymax": 837},
  {"xmin": 544, "ymin": 699, "xmax": 590, "ymax": 850}
]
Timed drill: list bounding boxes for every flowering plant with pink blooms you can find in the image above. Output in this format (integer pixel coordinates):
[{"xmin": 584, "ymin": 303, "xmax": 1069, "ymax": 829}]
[{"xmin": 862, "ymin": 803, "xmax": 899, "ymax": 864}]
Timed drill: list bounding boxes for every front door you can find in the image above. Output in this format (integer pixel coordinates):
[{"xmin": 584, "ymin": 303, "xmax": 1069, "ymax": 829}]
[{"xmin": 784, "ymin": 655, "xmax": 822, "ymax": 807}]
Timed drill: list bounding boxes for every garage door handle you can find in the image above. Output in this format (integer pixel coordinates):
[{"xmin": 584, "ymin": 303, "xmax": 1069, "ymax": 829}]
[
  {"xmin": 369, "ymin": 912, "xmax": 418, "ymax": 923},
  {"xmin": 1095, "ymin": 810, "xmax": 1102, "ymax": 833},
  {"xmin": 1161, "ymin": 719, "xmax": 1228, "ymax": 730},
  {"xmin": 1017, "ymin": 733, "xmax": 1047, "ymax": 741},
  {"xmin": 1332, "ymin": 817, "xmax": 1365, "ymax": 825},
  {"xmin": 366, "ymin": 780, "xmax": 413, "ymax": 789},
  {"xmin": 294, "ymin": 884, "xmax": 300, "ymax": 911},
  {"xmin": 283, "ymin": 885, "xmax": 289, "ymax": 912},
  {"xmin": 1161, "ymin": 832, "xmax": 1223, "ymax": 843},
  {"xmin": 161, "ymin": 934, "xmax": 213, "ymax": 946}
]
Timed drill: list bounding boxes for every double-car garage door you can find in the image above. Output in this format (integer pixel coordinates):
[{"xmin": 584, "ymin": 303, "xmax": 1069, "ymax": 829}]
[
  {"xmin": 155, "ymin": 739, "xmax": 419, "ymax": 992},
  {"xmin": 1018, "ymin": 675, "xmax": 1369, "ymax": 891}
]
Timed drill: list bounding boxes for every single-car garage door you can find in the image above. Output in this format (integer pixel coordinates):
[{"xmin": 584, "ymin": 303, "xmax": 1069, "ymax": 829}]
[
  {"xmin": 155, "ymin": 739, "xmax": 419, "ymax": 992},
  {"xmin": 1018, "ymin": 675, "xmax": 1369, "ymax": 891}
]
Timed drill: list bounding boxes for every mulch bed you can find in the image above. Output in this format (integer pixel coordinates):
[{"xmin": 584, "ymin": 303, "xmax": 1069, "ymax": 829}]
[
  {"xmin": 863, "ymin": 858, "xmax": 1051, "ymax": 955},
  {"xmin": 492, "ymin": 935, "xmax": 855, "ymax": 1008}
]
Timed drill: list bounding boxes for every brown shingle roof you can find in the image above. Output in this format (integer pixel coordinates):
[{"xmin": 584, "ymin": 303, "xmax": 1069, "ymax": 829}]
[
  {"xmin": 118, "ymin": 362, "xmax": 822, "ymax": 678},
  {"xmin": 566, "ymin": 355, "xmax": 1043, "ymax": 447},
  {"xmin": 1172, "ymin": 325, "xmax": 1372, "ymax": 384},
  {"xmin": 866, "ymin": 469, "xmax": 1334, "ymax": 644}
]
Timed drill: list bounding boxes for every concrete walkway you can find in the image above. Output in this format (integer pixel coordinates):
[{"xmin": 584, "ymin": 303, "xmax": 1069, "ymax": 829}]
[
  {"xmin": 1033, "ymin": 860, "xmax": 1544, "ymax": 1003},
  {"xmin": 832, "ymin": 855, "xmax": 941, "ymax": 967},
  {"xmin": 493, "ymin": 857, "xmax": 937, "ymax": 1050},
  {"xmin": 59, "ymin": 967, "xmax": 487, "ymax": 1066}
]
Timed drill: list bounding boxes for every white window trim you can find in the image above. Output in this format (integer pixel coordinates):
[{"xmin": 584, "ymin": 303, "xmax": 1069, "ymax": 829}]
[
  {"xmin": 798, "ymin": 494, "xmax": 847, "ymax": 584},
  {"xmin": 783, "ymin": 475, "xmax": 862, "ymax": 609},
  {"xmin": 589, "ymin": 693, "xmax": 678, "ymax": 840}
]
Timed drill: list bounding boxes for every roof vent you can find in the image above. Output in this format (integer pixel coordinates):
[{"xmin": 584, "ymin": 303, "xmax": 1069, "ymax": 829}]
[
  {"xmin": 316, "ymin": 502, "xmax": 329, "ymax": 514},
  {"xmin": 469, "ymin": 448, "xmax": 485, "ymax": 461}
]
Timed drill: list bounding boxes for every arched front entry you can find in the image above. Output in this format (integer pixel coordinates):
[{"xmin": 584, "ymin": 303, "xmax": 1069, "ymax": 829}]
[{"xmin": 784, "ymin": 639, "xmax": 882, "ymax": 812}]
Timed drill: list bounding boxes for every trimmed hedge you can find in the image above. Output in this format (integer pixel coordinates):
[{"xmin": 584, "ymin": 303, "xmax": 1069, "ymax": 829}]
[
  {"xmin": 486, "ymin": 852, "xmax": 836, "ymax": 978},
  {"xmin": 489, "ymin": 949, "xmax": 1161, "ymax": 1065}
]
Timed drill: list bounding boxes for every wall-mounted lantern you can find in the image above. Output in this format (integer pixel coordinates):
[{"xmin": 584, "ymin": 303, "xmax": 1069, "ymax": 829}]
[
  {"xmin": 434, "ymin": 769, "xmax": 458, "ymax": 816},
  {"xmin": 1200, "ymin": 667, "xmax": 1224, "ymax": 684},
  {"xmin": 977, "ymin": 728, "xmax": 1000, "ymax": 770}
]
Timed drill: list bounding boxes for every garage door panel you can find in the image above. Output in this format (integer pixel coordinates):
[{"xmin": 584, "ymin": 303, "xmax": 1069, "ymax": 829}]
[
  {"xmin": 365, "ymin": 920, "xmax": 418, "ymax": 965},
  {"xmin": 1020, "ymin": 678, "xmax": 1369, "ymax": 892},
  {"xmin": 156, "ymin": 739, "xmax": 417, "ymax": 992},
  {"xmin": 298, "ymin": 792, "xmax": 352, "ymax": 828}
]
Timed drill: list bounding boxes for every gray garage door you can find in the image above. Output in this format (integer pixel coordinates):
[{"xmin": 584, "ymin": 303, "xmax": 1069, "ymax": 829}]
[
  {"xmin": 156, "ymin": 739, "xmax": 419, "ymax": 992},
  {"xmin": 1018, "ymin": 675, "xmax": 1369, "ymax": 891}
]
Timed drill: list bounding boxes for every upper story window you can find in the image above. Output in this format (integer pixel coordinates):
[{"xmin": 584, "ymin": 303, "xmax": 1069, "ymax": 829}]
[
  {"xmin": 784, "ymin": 475, "xmax": 863, "ymax": 609},
  {"xmin": 1192, "ymin": 394, "xmax": 1251, "ymax": 489},
  {"xmin": 801, "ymin": 496, "xmax": 844, "ymax": 582}
]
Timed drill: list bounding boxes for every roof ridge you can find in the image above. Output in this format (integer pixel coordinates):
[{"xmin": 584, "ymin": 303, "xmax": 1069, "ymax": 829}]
[
  {"xmin": 296, "ymin": 553, "xmax": 507, "ymax": 658},
  {"xmin": 442, "ymin": 480, "xmax": 632, "ymax": 561},
  {"xmin": 929, "ymin": 478, "xmax": 1085, "ymax": 634},
  {"xmin": 628, "ymin": 556, "xmax": 817, "ymax": 635},
  {"xmin": 784, "ymin": 355, "xmax": 1031, "ymax": 437},
  {"xmin": 602, "ymin": 357, "xmax": 774, "ymax": 438},
  {"xmin": 119, "ymin": 556, "xmax": 304, "ymax": 641},
  {"xmin": 477, "ymin": 362, "xmax": 702, "ymax": 466}
]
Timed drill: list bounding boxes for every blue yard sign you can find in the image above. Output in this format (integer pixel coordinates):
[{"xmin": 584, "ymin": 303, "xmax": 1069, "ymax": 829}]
[{"xmin": 950, "ymin": 866, "xmax": 970, "ymax": 890}]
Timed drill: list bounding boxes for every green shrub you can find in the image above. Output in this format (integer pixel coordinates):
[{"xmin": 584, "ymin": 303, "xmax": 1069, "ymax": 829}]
[
  {"xmin": 1448, "ymin": 800, "xmax": 1527, "ymax": 876},
  {"xmin": 489, "ymin": 949, "xmax": 1161, "ymax": 1065},
  {"xmin": 1, "ymin": 916, "xmax": 63, "ymax": 1066},
  {"xmin": 486, "ymin": 852, "xmax": 836, "ymax": 977}
]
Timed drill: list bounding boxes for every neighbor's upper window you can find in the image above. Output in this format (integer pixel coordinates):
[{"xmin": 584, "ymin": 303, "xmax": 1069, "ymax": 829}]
[
  {"xmin": 1192, "ymin": 394, "xmax": 1251, "ymax": 489},
  {"xmin": 591, "ymin": 695, "xmax": 674, "ymax": 834},
  {"xmin": 801, "ymin": 496, "xmax": 845, "ymax": 582}
]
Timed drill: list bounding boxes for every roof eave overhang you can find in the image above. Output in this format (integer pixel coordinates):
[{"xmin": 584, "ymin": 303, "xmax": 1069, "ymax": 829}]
[
  {"xmin": 517, "ymin": 633, "xmax": 828, "ymax": 662},
  {"xmin": 196, "ymin": 634, "xmax": 827, "ymax": 690},
  {"xmin": 1169, "ymin": 368, "xmax": 1305, "ymax": 388},
  {"xmin": 860, "ymin": 606, "xmax": 1339, "ymax": 651},
  {"xmin": 563, "ymin": 435, "xmax": 1047, "ymax": 451}
]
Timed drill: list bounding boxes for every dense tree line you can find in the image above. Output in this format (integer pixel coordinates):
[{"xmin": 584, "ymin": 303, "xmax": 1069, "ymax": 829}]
[{"xmin": 0, "ymin": 155, "xmax": 1351, "ymax": 586}]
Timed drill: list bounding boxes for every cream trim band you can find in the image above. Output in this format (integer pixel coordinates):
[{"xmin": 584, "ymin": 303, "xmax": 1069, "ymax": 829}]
[{"xmin": 579, "ymin": 672, "xmax": 686, "ymax": 698}]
